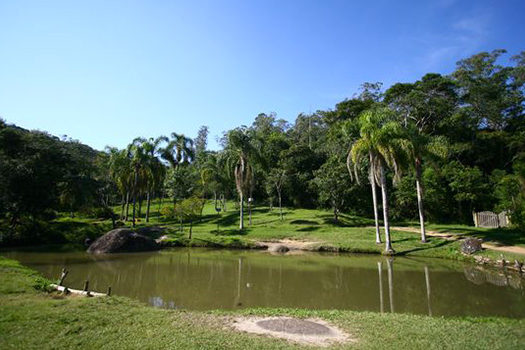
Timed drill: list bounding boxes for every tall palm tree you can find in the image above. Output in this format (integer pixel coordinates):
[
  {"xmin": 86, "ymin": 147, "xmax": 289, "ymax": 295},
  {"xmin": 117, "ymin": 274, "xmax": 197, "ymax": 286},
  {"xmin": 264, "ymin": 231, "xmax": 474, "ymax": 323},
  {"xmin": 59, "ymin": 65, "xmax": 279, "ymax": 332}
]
[
  {"xmin": 158, "ymin": 133, "xmax": 195, "ymax": 205},
  {"xmin": 405, "ymin": 127, "xmax": 448, "ymax": 242},
  {"xmin": 106, "ymin": 147, "xmax": 133, "ymax": 220},
  {"xmin": 343, "ymin": 118, "xmax": 382, "ymax": 243},
  {"xmin": 137, "ymin": 137, "xmax": 166, "ymax": 222},
  {"xmin": 159, "ymin": 133, "xmax": 195, "ymax": 169},
  {"xmin": 385, "ymin": 73, "xmax": 456, "ymax": 242},
  {"xmin": 225, "ymin": 127, "xmax": 260, "ymax": 230},
  {"xmin": 127, "ymin": 139, "xmax": 150, "ymax": 227},
  {"xmin": 349, "ymin": 107, "xmax": 409, "ymax": 254}
]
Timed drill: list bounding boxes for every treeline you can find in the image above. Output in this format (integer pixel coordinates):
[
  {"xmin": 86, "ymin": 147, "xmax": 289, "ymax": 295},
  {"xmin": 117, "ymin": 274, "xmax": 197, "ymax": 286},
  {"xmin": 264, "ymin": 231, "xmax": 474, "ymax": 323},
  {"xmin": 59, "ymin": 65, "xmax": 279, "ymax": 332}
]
[{"xmin": 1, "ymin": 49, "xmax": 524, "ymax": 246}]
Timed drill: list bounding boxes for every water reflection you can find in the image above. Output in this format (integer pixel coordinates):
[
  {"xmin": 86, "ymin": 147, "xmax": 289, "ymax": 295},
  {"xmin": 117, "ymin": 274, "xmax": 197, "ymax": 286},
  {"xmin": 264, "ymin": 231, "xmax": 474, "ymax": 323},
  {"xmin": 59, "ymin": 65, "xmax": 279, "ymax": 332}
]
[
  {"xmin": 3, "ymin": 249, "xmax": 525, "ymax": 318},
  {"xmin": 425, "ymin": 266, "xmax": 432, "ymax": 317},
  {"xmin": 386, "ymin": 258, "xmax": 394, "ymax": 313},
  {"xmin": 377, "ymin": 261, "xmax": 384, "ymax": 313}
]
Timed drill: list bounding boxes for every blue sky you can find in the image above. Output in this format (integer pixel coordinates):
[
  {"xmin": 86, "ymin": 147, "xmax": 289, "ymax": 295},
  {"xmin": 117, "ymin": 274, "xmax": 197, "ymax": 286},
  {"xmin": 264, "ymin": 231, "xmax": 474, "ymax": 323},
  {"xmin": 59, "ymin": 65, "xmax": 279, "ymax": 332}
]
[{"xmin": 1, "ymin": 0, "xmax": 524, "ymax": 150}]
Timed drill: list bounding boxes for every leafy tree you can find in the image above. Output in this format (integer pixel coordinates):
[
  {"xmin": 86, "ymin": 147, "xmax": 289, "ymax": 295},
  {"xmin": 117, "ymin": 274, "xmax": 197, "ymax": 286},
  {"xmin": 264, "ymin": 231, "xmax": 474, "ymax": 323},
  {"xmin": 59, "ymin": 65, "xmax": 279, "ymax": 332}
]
[
  {"xmin": 174, "ymin": 196, "xmax": 206, "ymax": 238},
  {"xmin": 266, "ymin": 167, "xmax": 287, "ymax": 220},
  {"xmin": 194, "ymin": 125, "xmax": 209, "ymax": 165},
  {"xmin": 314, "ymin": 156, "xmax": 352, "ymax": 222},
  {"xmin": 453, "ymin": 49, "xmax": 524, "ymax": 131}
]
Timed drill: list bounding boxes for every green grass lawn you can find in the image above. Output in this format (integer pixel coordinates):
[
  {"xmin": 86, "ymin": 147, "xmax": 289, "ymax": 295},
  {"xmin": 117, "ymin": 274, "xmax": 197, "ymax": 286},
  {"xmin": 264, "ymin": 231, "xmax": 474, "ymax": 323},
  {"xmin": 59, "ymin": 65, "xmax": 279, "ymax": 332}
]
[
  {"xmin": 1, "ymin": 256, "xmax": 524, "ymax": 349},
  {"xmin": 43, "ymin": 199, "xmax": 524, "ymax": 263},
  {"xmin": 104, "ymin": 200, "xmax": 464, "ymax": 259}
]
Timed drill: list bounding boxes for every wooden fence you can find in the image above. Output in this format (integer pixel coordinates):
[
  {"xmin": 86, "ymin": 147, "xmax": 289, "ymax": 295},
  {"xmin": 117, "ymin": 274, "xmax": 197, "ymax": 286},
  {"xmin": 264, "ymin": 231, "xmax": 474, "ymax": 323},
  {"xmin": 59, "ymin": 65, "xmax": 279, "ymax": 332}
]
[{"xmin": 473, "ymin": 211, "xmax": 510, "ymax": 228}]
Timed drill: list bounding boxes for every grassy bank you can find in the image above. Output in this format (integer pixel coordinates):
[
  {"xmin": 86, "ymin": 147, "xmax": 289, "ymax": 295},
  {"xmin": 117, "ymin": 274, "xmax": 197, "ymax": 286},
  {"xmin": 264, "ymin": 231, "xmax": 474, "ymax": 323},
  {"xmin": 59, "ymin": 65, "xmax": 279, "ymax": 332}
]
[
  {"xmin": 1, "ymin": 256, "xmax": 524, "ymax": 349},
  {"xmin": 116, "ymin": 200, "xmax": 525, "ymax": 261},
  {"xmin": 7, "ymin": 199, "xmax": 522, "ymax": 264}
]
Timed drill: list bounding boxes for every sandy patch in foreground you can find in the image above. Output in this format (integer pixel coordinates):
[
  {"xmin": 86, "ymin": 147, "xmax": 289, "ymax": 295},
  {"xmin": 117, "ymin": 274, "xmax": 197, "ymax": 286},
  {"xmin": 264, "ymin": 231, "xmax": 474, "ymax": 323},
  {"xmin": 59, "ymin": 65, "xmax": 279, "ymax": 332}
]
[{"xmin": 231, "ymin": 316, "xmax": 353, "ymax": 347}]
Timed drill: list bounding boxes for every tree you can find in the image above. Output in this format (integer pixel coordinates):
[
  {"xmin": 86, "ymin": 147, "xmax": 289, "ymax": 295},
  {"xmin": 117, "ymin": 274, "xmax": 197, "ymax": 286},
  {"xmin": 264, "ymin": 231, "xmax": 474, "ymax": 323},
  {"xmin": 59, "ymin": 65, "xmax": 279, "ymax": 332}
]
[
  {"xmin": 385, "ymin": 73, "xmax": 455, "ymax": 242},
  {"xmin": 194, "ymin": 125, "xmax": 209, "ymax": 165},
  {"xmin": 224, "ymin": 127, "xmax": 260, "ymax": 230},
  {"xmin": 127, "ymin": 139, "xmax": 149, "ymax": 227},
  {"xmin": 266, "ymin": 167, "xmax": 287, "ymax": 220},
  {"xmin": 174, "ymin": 196, "xmax": 205, "ymax": 239},
  {"xmin": 453, "ymin": 49, "xmax": 523, "ymax": 131},
  {"xmin": 159, "ymin": 133, "xmax": 195, "ymax": 169},
  {"xmin": 314, "ymin": 157, "xmax": 352, "ymax": 222},
  {"xmin": 159, "ymin": 133, "xmax": 195, "ymax": 205},
  {"xmin": 349, "ymin": 107, "xmax": 409, "ymax": 253}
]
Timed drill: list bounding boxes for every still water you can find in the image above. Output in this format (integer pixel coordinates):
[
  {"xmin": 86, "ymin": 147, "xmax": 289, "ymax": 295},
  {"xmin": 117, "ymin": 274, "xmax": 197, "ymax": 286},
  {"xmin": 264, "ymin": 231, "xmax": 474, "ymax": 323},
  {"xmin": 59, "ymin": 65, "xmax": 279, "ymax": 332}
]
[{"xmin": 4, "ymin": 248, "xmax": 525, "ymax": 318}]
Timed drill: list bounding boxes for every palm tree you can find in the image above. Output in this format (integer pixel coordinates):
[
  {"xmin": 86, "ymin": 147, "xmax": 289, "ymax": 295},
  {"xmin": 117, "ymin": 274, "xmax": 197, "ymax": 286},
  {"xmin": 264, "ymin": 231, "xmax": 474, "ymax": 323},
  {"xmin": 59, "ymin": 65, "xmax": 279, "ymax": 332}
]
[
  {"xmin": 137, "ymin": 137, "xmax": 166, "ymax": 222},
  {"xmin": 349, "ymin": 107, "xmax": 409, "ymax": 254},
  {"xmin": 385, "ymin": 73, "xmax": 456, "ymax": 242},
  {"xmin": 347, "ymin": 142, "xmax": 382, "ymax": 244},
  {"xmin": 159, "ymin": 133, "xmax": 195, "ymax": 169},
  {"xmin": 225, "ymin": 127, "xmax": 260, "ymax": 230},
  {"xmin": 405, "ymin": 127, "xmax": 448, "ymax": 242},
  {"xmin": 158, "ymin": 133, "xmax": 195, "ymax": 205},
  {"xmin": 106, "ymin": 147, "xmax": 133, "ymax": 220},
  {"xmin": 127, "ymin": 139, "xmax": 150, "ymax": 227}
]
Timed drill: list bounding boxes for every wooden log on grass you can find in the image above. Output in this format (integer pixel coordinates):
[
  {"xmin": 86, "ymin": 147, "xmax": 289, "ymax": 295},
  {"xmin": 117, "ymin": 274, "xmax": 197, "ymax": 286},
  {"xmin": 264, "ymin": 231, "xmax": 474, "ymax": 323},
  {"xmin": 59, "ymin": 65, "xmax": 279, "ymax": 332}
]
[{"xmin": 50, "ymin": 284, "xmax": 107, "ymax": 297}]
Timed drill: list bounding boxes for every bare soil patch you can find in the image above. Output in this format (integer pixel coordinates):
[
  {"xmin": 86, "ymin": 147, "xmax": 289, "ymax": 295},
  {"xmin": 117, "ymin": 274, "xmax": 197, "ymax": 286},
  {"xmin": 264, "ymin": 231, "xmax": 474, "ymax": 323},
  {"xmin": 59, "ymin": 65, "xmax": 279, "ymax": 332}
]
[
  {"xmin": 257, "ymin": 239, "xmax": 322, "ymax": 254},
  {"xmin": 231, "ymin": 316, "xmax": 352, "ymax": 347}
]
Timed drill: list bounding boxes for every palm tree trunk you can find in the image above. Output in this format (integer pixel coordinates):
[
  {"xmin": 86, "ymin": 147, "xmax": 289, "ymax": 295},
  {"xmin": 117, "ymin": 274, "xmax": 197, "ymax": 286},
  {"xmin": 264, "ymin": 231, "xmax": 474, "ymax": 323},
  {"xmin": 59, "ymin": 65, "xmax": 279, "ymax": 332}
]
[
  {"xmin": 415, "ymin": 157, "xmax": 427, "ymax": 243},
  {"xmin": 132, "ymin": 169, "xmax": 138, "ymax": 227},
  {"xmin": 380, "ymin": 164, "xmax": 394, "ymax": 254},
  {"xmin": 125, "ymin": 191, "xmax": 130, "ymax": 221},
  {"xmin": 120, "ymin": 194, "xmax": 125, "ymax": 220},
  {"xmin": 146, "ymin": 191, "xmax": 151, "ymax": 223},
  {"xmin": 248, "ymin": 200, "xmax": 252, "ymax": 226},
  {"xmin": 158, "ymin": 191, "xmax": 162, "ymax": 214},
  {"xmin": 278, "ymin": 192, "xmax": 283, "ymax": 221},
  {"xmin": 239, "ymin": 192, "xmax": 244, "ymax": 230},
  {"xmin": 370, "ymin": 153, "xmax": 382, "ymax": 244}
]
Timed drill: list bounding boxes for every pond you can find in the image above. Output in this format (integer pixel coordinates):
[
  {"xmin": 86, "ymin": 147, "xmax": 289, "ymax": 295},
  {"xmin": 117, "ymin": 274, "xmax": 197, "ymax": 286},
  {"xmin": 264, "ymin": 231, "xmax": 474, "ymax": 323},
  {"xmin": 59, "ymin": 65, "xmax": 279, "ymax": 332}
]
[{"xmin": 4, "ymin": 248, "xmax": 525, "ymax": 318}]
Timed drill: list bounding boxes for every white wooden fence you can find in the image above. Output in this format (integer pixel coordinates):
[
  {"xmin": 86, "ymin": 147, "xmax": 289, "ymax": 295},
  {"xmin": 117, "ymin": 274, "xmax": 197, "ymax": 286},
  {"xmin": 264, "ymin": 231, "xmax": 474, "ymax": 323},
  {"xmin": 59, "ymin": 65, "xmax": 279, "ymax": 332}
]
[{"xmin": 473, "ymin": 211, "xmax": 510, "ymax": 228}]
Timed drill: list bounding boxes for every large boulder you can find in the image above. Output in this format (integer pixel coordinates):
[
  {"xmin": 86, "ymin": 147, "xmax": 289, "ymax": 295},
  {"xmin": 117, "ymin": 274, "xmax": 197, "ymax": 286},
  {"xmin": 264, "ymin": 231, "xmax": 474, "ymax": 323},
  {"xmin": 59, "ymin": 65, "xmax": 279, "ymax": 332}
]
[
  {"xmin": 87, "ymin": 228, "xmax": 160, "ymax": 254},
  {"xmin": 460, "ymin": 237, "xmax": 483, "ymax": 255}
]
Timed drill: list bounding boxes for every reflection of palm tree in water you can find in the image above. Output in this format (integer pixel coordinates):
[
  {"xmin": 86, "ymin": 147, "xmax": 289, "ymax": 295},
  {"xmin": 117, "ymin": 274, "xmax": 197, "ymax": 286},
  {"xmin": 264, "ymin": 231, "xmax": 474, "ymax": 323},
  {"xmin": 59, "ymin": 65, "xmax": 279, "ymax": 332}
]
[
  {"xmin": 234, "ymin": 257, "xmax": 243, "ymax": 307},
  {"xmin": 425, "ymin": 266, "xmax": 432, "ymax": 316},
  {"xmin": 377, "ymin": 261, "xmax": 384, "ymax": 313},
  {"xmin": 386, "ymin": 258, "xmax": 394, "ymax": 313}
]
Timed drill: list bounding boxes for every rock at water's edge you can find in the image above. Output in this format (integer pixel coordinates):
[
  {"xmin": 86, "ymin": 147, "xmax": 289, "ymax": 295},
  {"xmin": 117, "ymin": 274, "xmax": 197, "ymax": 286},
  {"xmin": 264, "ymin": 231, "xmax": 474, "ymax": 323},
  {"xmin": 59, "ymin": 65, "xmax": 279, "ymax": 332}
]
[
  {"xmin": 461, "ymin": 237, "xmax": 483, "ymax": 255},
  {"xmin": 268, "ymin": 245, "xmax": 290, "ymax": 253},
  {"xmin": 87, "ymin": 228, "xmax": 160, "ymax": 254}
]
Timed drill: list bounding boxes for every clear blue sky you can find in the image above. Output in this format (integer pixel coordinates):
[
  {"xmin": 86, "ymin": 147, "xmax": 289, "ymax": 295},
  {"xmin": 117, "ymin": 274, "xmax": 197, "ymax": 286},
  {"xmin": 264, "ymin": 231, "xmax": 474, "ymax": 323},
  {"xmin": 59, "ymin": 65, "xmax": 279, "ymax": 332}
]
[{"xmin": 1, "ymin": 0, "xmax": 524, "ymax": 150}]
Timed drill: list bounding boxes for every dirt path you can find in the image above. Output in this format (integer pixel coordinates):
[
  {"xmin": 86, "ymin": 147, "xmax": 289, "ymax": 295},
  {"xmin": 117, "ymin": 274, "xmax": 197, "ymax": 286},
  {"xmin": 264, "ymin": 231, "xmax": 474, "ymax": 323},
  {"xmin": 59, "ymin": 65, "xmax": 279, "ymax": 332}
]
[{"xmin": 388, "ymin": 226, "xmax": 525, "ymax": 256}]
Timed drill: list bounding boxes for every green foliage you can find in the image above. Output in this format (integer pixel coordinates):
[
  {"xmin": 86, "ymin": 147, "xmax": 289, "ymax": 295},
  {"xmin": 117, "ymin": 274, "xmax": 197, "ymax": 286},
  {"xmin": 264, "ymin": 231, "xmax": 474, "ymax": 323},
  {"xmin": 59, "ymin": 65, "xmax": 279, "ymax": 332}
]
[
  {"xmin": 3, "ymin": 49, "xmax": 525, "ymax": 248},
  {"xmin": 313, "ymin": 156, "xmax": 352, "ymax": 221}
]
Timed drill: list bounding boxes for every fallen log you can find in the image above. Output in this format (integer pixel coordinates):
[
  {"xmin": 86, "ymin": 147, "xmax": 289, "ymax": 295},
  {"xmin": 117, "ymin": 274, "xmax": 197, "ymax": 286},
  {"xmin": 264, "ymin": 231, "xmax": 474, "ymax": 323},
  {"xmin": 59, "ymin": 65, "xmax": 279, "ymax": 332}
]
[{"xmin": 50, "ymin": 284, "xmax": 108, "ymax": 297}]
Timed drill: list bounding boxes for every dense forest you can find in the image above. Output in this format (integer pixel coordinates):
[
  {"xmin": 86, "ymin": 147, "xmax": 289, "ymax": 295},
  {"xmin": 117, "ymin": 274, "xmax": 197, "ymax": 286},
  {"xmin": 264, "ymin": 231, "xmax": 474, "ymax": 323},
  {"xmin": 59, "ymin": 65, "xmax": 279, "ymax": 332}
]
[{"xmin": 1, "ymin": 49, "xmax": 524, "ymax": 246}]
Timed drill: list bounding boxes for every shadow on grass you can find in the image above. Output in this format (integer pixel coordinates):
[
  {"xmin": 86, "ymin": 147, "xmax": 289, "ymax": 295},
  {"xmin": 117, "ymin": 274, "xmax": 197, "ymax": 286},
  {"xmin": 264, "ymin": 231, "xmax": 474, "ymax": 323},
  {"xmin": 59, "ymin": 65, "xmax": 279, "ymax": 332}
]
[
  {"xmin": 296, "ymin": 226, "xmax": 320, "ymax": 232},
  {"xmin": 429, "ymin": 226, "xmax": 525, "ymax": 247},
  {"xmin": 290, "ymin": 220, "xmax": 319, "ymax": 225},
  {"xmin": 395, "ymin": 238, "xmax": 454, "ymax": 256},
  {"xmin": 211, "ymin": 229, "xmax": 249, "ymax": 236}
]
